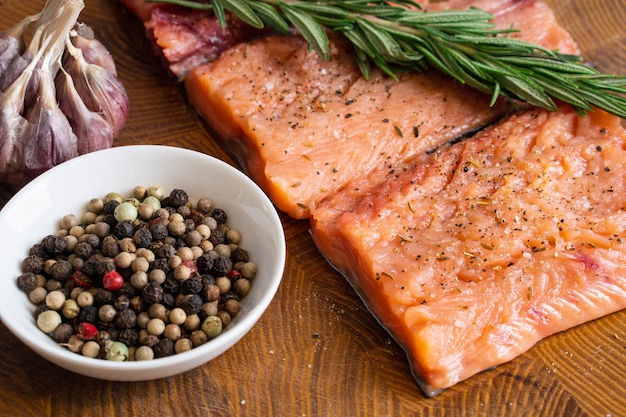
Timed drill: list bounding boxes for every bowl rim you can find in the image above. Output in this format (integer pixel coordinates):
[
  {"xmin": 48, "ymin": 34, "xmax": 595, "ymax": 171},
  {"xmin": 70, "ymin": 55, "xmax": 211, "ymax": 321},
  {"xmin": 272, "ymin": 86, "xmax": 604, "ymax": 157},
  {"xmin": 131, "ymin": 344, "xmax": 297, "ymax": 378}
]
[{"xmin": 0, "ymin": 145, "xmax": 286, "ymax": 379}]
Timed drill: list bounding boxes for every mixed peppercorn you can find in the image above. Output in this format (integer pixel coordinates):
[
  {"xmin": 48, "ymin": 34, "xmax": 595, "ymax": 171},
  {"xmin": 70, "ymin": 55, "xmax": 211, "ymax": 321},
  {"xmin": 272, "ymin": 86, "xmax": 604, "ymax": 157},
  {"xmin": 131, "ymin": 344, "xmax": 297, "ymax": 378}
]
[{"xmin": 17, "ymin": 186, "xmax": 257, "ymax": 361}]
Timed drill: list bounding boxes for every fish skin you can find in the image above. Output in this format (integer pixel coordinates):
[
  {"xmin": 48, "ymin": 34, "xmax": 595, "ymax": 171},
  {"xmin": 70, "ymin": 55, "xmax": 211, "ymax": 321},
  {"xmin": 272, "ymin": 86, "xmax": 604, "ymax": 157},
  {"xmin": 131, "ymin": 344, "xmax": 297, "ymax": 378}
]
[{"xmin": 310, "ymin": 106, "xmax": 626, "ymax": 395}]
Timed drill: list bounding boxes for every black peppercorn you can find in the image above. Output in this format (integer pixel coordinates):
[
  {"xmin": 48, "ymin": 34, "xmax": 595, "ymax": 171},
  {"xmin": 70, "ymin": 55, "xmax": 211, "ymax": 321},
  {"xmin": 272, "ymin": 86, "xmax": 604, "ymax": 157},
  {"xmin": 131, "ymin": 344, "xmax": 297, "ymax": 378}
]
[
  {"xmin": 211, "ymin": 256, "xmax": 233, "ymax": 276},
  {"xmin": 92, "ymin": 288, "xmax": 114, "ymax": 304},
  {"xmin": 113, "ymin": 221, "xmax": 134, "ymax": 239},
  {"xmin": 178, "ymin": 294, "xmax": 203, "ymax": 315},
  {"xmin": 51, "ymin": 323, "xmax": 74, "ymax": 343},
  {"xmin": 117, "ymin": 281, "xmax": 136, "ymax": 298},
  {"xmin": 115, "ymin": 308, "xmax": 137, "ymax": 329},
  {"xmin": 182, "ymin": 276, "xmax": 203, "ymax": 294},
  {"xmin": 74, "ymin": 242, "xmax": 93, "ymax": 259},
  {"xmin": 103, "ymin": 200, "xmax": 120, "ymax": 214},
  {"xmin": 133, "ymin": 228, "xmax": 152, "ymax": 248},
  {"xmin": 168, "ymin": 189, "xmax": 189, "ymax": 208},
  {"xmin": 114, "ymin": 295, "xmax": 130, "ymax": 311},
  {"xmin": 142, "ymin": 282, "xmax": 164, "ymax": 304},
  {"xmin": 50, "ymin": 259, "xmax": 73, "ymax": 282},
  {"xmin": 211, "ymin": 208, "xmax": 228, "ymax": 224},
  {"xmin": 162, "ymin": 293, "xmax": 176, "ymax": 309},
  {"xmin": 153, "ymin": 338, "xmax": 174, "ymax": 358},
  {"xmin": 100, "ymin": 213, "xmax": 117, "ymax": 227},
  {"xmin": 17, "ymin": 272, "xmax": 40, "ymax": 293},
  {"xmin": 78, "ymin": 305, "xmax": 99, "ymax": 324},
  {"xmin": 101, "ymin": 236, "xmax": 120, "ymax": 257},
  {"xmin": 42, "ymin": 235, "xmax": 67, "ymax": 255},
  {"xmin": 149, "ymin": 222, "xmax": 168, "ymax": 241},
  {"xmin": 208, "ymin": 228, "xmax": 226, "ymax": 246},
  {"xmin": 81, "ymin": 234, "xmax": 101, "ymax": 249},
  {"xmin": 154, "ymin": 243, "xmax": 176, "ymax": 260},
  {"xmin": 230, "ymin": 247, "xmax": 250, "ymax": 263},
  {"xmin": 28, "ymin": 243, "xmax": 48, "ymax": 259},
  {"xmin": 95, "ymin": 257, "xmax": 116, "ymax": 276},
  {"xmin": 21, "ymin": 255, "xmax": 44, "ymax": 274},
  {"xmin": 118, "ymin": 328, "xmax": 139, "ymax": 347},
  {"xmin": 197, "ymin": 252, "xmax": 218, "ymax": 274},
  {"xmin": 162, "ymin": 276, "xmax": 181, "ymax": 294}
]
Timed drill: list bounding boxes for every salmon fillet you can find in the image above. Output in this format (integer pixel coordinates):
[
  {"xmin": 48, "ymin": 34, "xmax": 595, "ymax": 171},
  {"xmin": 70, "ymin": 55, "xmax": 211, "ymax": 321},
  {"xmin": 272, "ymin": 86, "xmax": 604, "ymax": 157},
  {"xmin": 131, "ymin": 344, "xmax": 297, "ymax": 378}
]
[
  {"xmin": 310, "ymin": 106, "xmax": 626, "ymax": 395},
  {"xmin": 185, "ymin": 0, "xmax": 578, "ymax": 219}
]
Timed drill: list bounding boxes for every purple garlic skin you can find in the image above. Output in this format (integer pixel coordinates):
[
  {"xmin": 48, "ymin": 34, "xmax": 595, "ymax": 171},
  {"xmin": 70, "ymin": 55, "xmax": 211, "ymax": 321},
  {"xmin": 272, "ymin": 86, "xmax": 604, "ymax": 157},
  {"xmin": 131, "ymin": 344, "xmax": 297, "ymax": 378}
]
[
  {"xmin": 0, "ymin": 32, "xmax": 25, "ymax": 91},
  {"xmin": 17, "ymin": 101, "xmax": 79, "ymax": 185},
  {"xmin": 56, "ymin": 69, "xmax": 114, "ymax": 154},
  {"xmin": 71, "ymin": 23, "xmax": 117, "ymax": 75},
  {"xmin": 64, "ymin": 55, "xmax": 129, "ymax": 136}
]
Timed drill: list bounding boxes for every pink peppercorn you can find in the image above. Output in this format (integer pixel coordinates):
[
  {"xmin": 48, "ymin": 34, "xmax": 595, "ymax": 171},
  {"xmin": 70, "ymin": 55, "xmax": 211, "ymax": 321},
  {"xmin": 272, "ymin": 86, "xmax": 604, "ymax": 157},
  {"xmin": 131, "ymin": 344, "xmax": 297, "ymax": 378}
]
[
  {"xmin": 76, "ymin": 322, "xmax": 98, "ymax": 340},
  {"xmin": 72, "ymin": 270, "xmax": 92, "ymax": 289},
  {"xmin": 181, "ymin": 259, "xmax": 198, "ymax": 276},
  {"xmin": 103, "ymin": 270, "xmax": 124, "ymax": 291}
]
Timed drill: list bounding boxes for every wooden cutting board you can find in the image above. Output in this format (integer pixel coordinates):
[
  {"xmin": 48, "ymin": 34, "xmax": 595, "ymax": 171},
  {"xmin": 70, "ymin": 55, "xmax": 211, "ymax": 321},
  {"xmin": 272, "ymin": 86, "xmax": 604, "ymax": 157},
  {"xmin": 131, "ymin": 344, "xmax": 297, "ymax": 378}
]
[{"xmin": 1, "ymin": 1, "xmax": 625, "ymax": 415}]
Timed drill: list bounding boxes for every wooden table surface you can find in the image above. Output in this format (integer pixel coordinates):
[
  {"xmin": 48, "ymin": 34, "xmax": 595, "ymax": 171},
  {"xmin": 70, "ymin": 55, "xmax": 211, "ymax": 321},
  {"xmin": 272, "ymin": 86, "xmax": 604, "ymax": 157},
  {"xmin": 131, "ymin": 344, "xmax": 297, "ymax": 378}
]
[{"xmin": 1, "ymin": 1, "xmax": 625, "ymax": 416}]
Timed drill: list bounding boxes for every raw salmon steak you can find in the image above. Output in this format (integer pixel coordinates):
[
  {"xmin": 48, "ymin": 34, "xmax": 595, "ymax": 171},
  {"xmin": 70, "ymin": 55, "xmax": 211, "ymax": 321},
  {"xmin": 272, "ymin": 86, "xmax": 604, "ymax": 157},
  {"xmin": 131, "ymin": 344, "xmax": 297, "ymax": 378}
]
[
  {"xmin": 310, "ymin": 107, "xmax": 626, "ymax": 395},
  {"xmin": 185, "ymin": 0, "xmax": 578, "ymax": 219}
]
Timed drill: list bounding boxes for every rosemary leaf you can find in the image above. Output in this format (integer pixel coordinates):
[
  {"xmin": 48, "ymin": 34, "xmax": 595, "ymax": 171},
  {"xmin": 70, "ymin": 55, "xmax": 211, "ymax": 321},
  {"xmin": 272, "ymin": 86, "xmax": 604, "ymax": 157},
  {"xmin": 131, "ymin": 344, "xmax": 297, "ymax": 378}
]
[
  {"xmin": 216, "ymin": 0, "xmax": 264, "ymax": 28},
  {"xmin": 146, "ymin": 0, "xmax": 626, "ymax": 118},
  {"xmin": 280, "ymin": 3, "xmax": 329, "ymax": 60}
]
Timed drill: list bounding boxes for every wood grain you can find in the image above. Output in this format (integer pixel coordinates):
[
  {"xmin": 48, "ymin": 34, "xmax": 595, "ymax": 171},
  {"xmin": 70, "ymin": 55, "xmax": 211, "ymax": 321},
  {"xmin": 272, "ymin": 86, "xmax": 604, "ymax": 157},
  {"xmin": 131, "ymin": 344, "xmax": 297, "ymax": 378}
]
[{"xmin": 1, "ymin": 1, "xmax": 625, "ymax": 416}]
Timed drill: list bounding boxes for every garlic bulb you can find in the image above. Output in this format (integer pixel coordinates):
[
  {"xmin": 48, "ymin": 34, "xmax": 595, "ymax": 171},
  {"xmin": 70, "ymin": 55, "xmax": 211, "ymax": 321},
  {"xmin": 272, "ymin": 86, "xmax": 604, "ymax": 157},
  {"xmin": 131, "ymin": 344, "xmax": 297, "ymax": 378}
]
[{"xmin": 0, "ymin": 0, "xmax": 129, "ymax": 188}]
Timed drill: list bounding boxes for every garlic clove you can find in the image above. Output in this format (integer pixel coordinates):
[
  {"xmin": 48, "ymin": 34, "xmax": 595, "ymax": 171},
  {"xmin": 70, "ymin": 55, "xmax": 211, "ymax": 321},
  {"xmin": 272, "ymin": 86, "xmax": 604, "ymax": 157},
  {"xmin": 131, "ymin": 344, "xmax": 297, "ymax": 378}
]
[
  {"xmin": 63, "ymin": 54, "xmax": 129, "ymax": 136},
  {"xmin": 70, "ymin": 23, "xmax": 117, "ymax": 75},
  {"xmin": 55, "ymin": 67, "xmax": 114, "ymax": 154}
]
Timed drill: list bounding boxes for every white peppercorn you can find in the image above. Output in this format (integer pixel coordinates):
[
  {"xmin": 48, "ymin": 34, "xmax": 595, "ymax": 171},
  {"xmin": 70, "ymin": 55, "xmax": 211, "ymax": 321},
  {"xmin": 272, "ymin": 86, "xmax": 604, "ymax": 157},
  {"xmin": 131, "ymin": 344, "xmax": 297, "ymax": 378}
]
[
  {"xmin": 146, "ymin": 318, "xmax": 165, "ymax": 336},
  {"xmin": 148, "ymin": 269, "xmax": 166, "ymax": 285},
  {"xmin": 173, "ymin": 264, "xmax": 191, "ymax": 282},
  {"xmin": 174, "ymin": 338, "xmax": 193, "ymax": 354},
  {"xmin": 64, "ymin": 235, "xmax": 78, "ymax": 252},
  {"xmin": 130, "ymin": 271, "xmax": 148, "ymax": 289},
  {"xmin": 168, "ymin": 307, "xmax": 187, "ymax": 325},
  {"xmin": 176, "ymin": 247, "xmax": 194, "ymax": 262},
  {"xmin": 240, "ymin": 262, "xmax": 258, "ymax": 279},
  {"xmin": 163, "ymin": 323, "xmax": 181, "ymax": 341},
  {"xmin": 88, "ymin": 198, "xmax": 104, "ymax": 213},
  {"xmin": 214, "ymin": 244, "xmax": 231, "ymax": 258},
  {"xmin": 215, "ymin": 276, "xmax": 231, "ymax": 294},
  {"xmin": 168, "ymin": 220, "xmax": 186, "ymax": 237},
  {"xmin": 135, "ymin": 345, "xmax": 154, "ymax": 361},
  {"xmin": 77, "ymin": 291, "xmax": 94, "ymax": 308},
  {"xmin": 183, "ymin": 313, "xmax": 200, "ymax": 331},
  {"xmin": 98, "ymin": 304, "xmax": 117, "ymax": 323},
  {"xmin": 65, "ymin": 335, "xmax": 85, "ymax": 353},
  {"xmin": 29, "ymin": 286, "xmax": 47, "ymax": 304},
  {"xmin": 226, "ymin": 229, "xmax": 241, "ymax": 244},
  {"xmin": 45, "ymin": 290, "xmax": 66, "ymax": 310},
  {"xmin": 82, "ymin": 340, "xmax": 101, "ymax": 358}
]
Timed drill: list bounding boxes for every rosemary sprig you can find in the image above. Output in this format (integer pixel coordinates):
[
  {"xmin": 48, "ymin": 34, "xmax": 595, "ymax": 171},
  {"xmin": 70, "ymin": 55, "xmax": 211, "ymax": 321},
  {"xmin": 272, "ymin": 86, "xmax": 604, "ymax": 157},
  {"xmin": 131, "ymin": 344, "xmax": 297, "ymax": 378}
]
[{"xmin": 148, "ymin": 0, "xmax": 626, "ymax": 118}]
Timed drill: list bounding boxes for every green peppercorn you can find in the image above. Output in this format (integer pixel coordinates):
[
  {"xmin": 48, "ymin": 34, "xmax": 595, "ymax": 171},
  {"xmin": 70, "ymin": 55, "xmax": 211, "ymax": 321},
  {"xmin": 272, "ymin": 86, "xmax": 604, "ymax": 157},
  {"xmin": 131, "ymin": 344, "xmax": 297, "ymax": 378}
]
[
  {"xmin": 62, "ymin": 299, "xmax": 80, "ymax": 320},
  {"xmin": 201, "ymin": 315, "xmax": 222, "ymax": 339},
  {"xmin": 37, "ymin": 310, "xmax": 62, "ymax": 333},
  {"xmin": 114, "ymin": 202, "xmax": 139, "ymax": 222},
  {"xmin": 105, "ymin": 340, "xmax": 129, "ymax": 361},
  {"xmin": 147, "ymin": 186, "xmax": 165, "ymax": 200}
]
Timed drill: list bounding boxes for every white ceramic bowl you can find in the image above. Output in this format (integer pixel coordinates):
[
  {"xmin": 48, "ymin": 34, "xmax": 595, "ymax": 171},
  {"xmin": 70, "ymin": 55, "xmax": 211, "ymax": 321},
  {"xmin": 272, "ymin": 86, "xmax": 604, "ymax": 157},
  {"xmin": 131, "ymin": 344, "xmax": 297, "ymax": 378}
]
[{"xmin": 0, "ymin": 145, "xmax": 286, "ymax": 381}]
